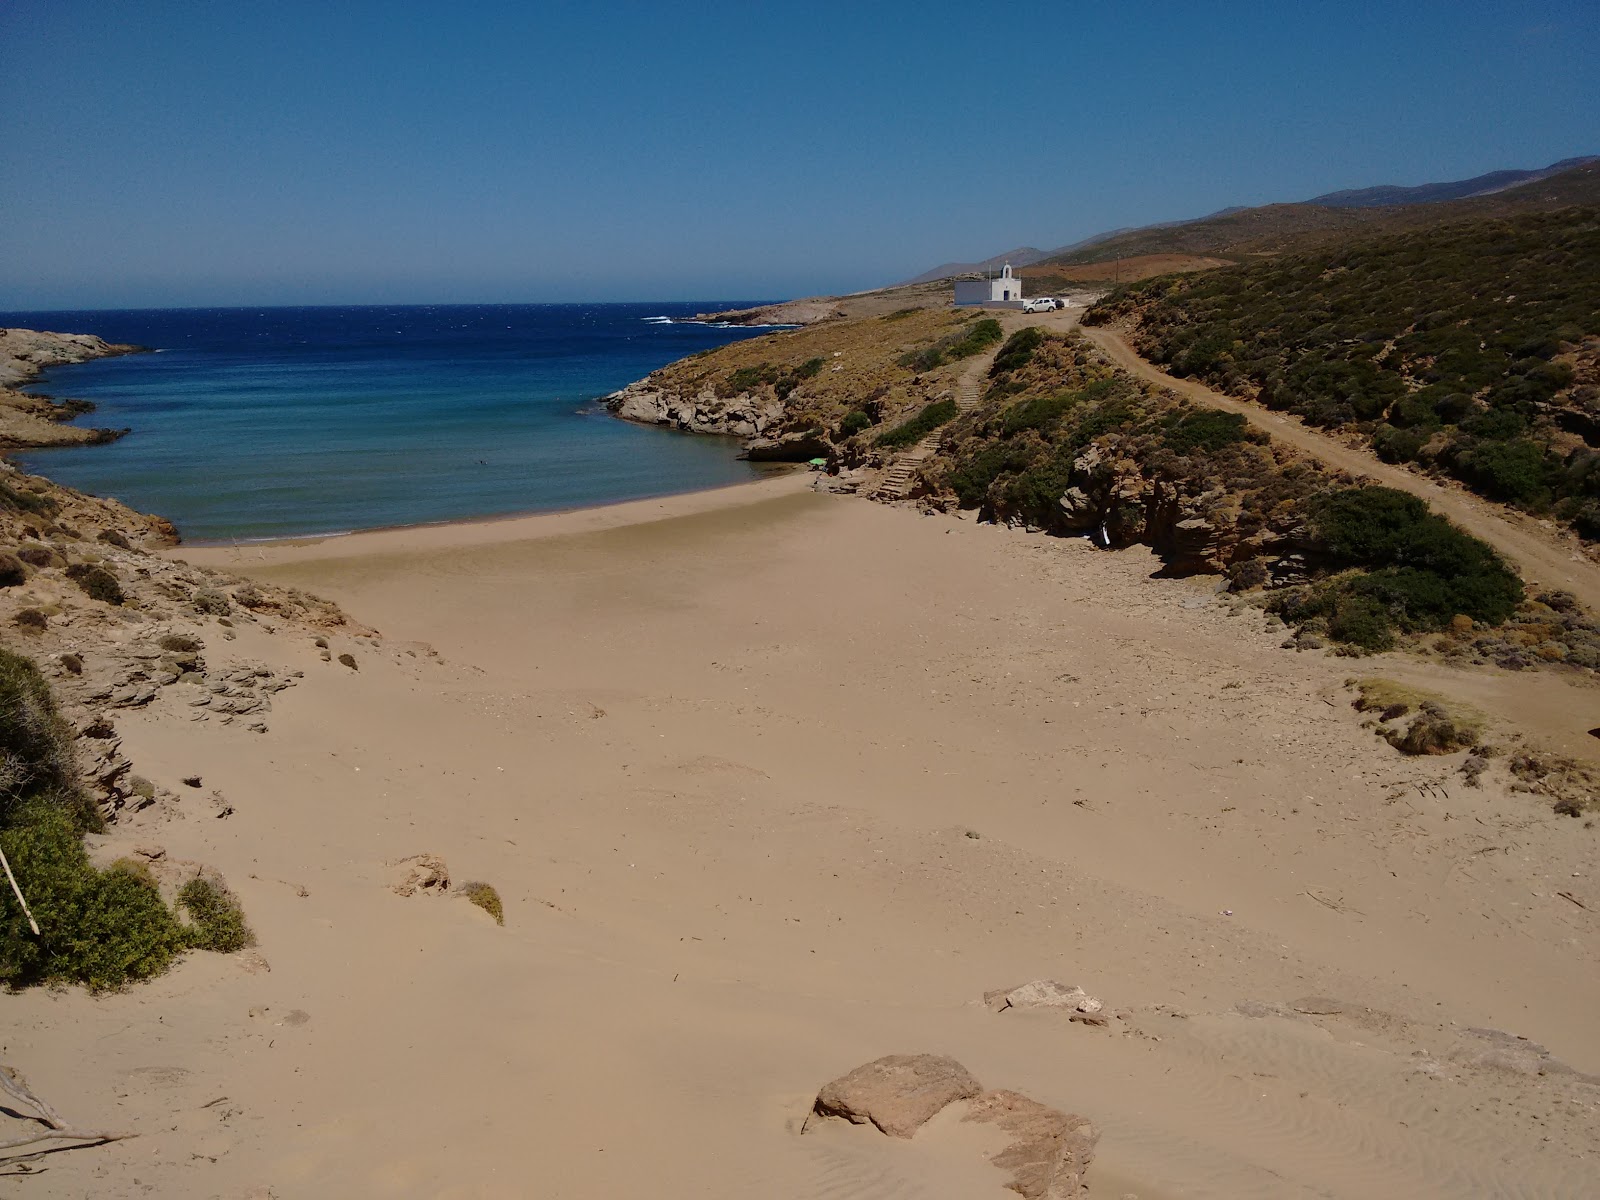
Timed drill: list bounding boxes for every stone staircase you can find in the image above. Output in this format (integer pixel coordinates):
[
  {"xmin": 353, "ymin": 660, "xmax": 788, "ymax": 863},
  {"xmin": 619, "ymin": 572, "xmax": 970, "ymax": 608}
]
[{"xmin": 873, "ymin": 352, "xmax": 992, "ymax": 501}]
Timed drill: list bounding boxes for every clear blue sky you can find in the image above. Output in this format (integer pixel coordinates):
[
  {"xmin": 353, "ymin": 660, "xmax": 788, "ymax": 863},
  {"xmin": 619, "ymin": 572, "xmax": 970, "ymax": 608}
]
[{"xmin": 2, "ymin": 1, "xmax": 1594, "ymax": 309}]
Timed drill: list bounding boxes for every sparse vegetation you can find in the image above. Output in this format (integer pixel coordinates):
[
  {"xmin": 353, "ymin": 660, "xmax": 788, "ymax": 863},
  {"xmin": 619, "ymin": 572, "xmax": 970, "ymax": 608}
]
[
  {"xmin": 13, "ymin": 608, "xmax": 46, "ymax": 631},
  {"xmin": 338, "ymin": 652, "xmax": 357, "ymax": 670},
  {"xmin": 898, "ymin": 318, "xmax": 1003, "ymax": 373},
  {"xmin": 158, "ymin": 632, "xmax": 203, "ymax": 653},
  {"xmin": 1350, "ymin": 678, "xmax": 1485, "ymax": 755},
  {"xmin": 458, "ymin": 881, "xmax": 504, "ymax": 925},
  {"xmin": 15, "ymin": 544, "xmax": 59, "ymax": 568},
  {"xmin": 177, "ymin": 878, "xmax": 255, "ymax": 952},
  {"xmin": 65, "ymin": 562, "xmax": 123, "ymax": 605},
  {"xmin": 193, "ymin": 587, "xmax": 231, "ymax": 615},
  {"xmin": 875, "ymin": 399, "xmax": 958, "ymax": 449},
  {"xmin": 0, "ymin": 649, "xmax": 198, "ymax": 991}
]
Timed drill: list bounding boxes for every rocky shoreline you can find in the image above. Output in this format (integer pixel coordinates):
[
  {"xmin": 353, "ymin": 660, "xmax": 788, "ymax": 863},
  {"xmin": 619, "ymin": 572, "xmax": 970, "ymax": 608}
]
[{"xmin": 0, "ymin": 327, "xmax": 146, "ymax": 450}]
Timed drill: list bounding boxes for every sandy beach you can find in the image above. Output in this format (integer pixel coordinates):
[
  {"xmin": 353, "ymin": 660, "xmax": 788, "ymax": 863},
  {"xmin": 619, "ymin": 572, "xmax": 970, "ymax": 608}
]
[{"xmin": 3, "ymin": 470, "xmax": 1594, "ymax": 1199}]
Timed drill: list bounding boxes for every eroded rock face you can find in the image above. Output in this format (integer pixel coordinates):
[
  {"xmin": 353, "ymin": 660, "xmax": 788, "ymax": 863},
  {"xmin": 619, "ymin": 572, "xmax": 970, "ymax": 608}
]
[
  {"xmin": 965, "ymin": 1089, "xmax": 1099, "ymax": 1200},
  {"xmin": 810, "ymin": 1054, "xmax": 982, "ymax": 1138},
  {"xmin": 603, "ymin": 381, "xmax": 782, "ymax": 439},
  {"xmin": 806, "ymin": 1055, "xmax": 1100, "ymax": 1197},
  {"xmin": 985, "ymin": 979, "xmax": 1105, "ymax": 1016},
  {"xmin": 1051, "ymin": 442, "xmax": 1314, "ymax": 575},
  {"xmin": 389, "ymin": 853, "xmax": 450, "ymax": 897}
]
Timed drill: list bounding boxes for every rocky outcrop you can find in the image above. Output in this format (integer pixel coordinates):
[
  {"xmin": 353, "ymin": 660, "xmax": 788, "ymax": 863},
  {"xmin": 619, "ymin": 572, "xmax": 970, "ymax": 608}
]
[
  {"xmin": 0, "ymin": 458, "xmax": 372, "ymax": 821},
  {"xmin": 603, "ymin": 380, "xmax": 783, "ymax": 440},
  {"xmin": 809, "ymin": 1054, "xmax": 982, "ymax": 1138},
  {"xmin": 965, "ymin": 1089, "xmax": 1099, "ymax": 1200},
  {"xmin": 0, "ymin": 329, "xmax": 143, "ymax": 388},
  {"xmin": 692, "ymin": 298, "xmax": 844, "ymax": 327},
  {"xmin": 1048, "ymin": 441, "xmax": 1318, "ymax": 575},
  {"xmin": 984, "ymin": 979, "xmax": 1105, "ymax": 1016},
  {"xmin": 0, "ymin": 328, "xmax": 145, "ymax": 449},
  {"xmin": 806, "ymin": 1054, "xmax": 1100, "ymax": 1198},
  {"xmin": 740, "ymin": 431, "xmax": 830, "ymax": 462}
]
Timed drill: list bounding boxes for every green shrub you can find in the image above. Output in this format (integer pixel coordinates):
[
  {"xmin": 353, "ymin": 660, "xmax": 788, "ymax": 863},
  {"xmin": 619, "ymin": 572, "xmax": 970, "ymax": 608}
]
[
  {"xmin": 990, "ymin": 327, "xmax": 1046, "ymax": 375},
  {"xmin": 458, "ymin": 881, "xmax": 504, "ymax": 925},
  {"xmin": 797, "ymin": 357, "xmax": 825, "ymax": 379},
  {"xmin": 0, "ymin": 648, "xmax": 94, "ymax": 831},
  {"xmin": 1308, "ymin": 487, "xmax": 1523, "ymax": 636},
  {"xmin": 1159, "ymin": 409, "xmax": 1250, "ymax": 454},
  {"xmin": 97, "ymin": 529, "xmax": 132, "ymax": 550},
  {"xmin": 13, "ymin": 608, "xmax": 47, "ymax": 632},
  {"xmin": 193, "ymin": 588, "xmax": 231, "ymax": 615},
  {"xmin": 898, "ymin": 318, "xmax": 1003, "ymax": 372},
  {"xmin": 158, "ymin": 633, "xmax": 203, "ymax": 653},
  {"xmin": 836, "ymin": 410, "xmax": 873, "ymax": 439},
  {"xmin": 177, "ymin": 878, "xmax": 255, "ymax": 952},
  {"xmin": 65, "ymin": 563, "xmax": 123, "ymax": 605},
  {"xmin": 1001, "ymin": 390, "xmax": 1080, "ymax": 436},
  {"xmin": 0, "ymin": 800, "xmax": 187, "ymax": 991},
  {"xmin": 0, "ymin": 552, "xmax": 27, "ymax": 587},
  {"xmin": 875, "ymin": 399, "xmax": 959, "ymax": 449}
]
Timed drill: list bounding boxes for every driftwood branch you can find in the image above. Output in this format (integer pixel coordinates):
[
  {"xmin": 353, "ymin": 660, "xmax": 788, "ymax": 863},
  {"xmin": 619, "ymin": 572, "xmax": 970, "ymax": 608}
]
[
  {"xmin": 0, "ymin": 1065, "xmax": 134, "ymax": 1159},
  {"xmin": 0, "ymin": 1127, "xmax": 132, "ymax": 1154},
  {"xmin": 0, "ymin": 845, "xmax": 40, "ymax": 937},
  {"xmin": 0, "ymin": 1069, "xmax": 63, "ymax": 1129}
]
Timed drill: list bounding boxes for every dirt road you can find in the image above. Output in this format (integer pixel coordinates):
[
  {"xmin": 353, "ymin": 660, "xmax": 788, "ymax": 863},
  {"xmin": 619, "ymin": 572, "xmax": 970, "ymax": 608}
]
[{"xmin": 1065, "ymin": 321, "xmax": 1600, "ymax": 611}]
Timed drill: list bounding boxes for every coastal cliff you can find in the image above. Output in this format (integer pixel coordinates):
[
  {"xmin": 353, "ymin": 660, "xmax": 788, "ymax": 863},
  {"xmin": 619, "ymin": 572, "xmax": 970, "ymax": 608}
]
[{"xmin": 0, "ymin": 327, "xmax": 144, "ymax": 449}]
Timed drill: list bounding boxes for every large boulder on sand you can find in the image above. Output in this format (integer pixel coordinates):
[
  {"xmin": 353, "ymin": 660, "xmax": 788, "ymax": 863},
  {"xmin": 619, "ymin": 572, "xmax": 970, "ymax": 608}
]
[
  {"xmin": 809, "ymin": 1054, "xmax": 981, "ymax": 1138},
  {"xmin": 806, "ymin": 1054, "xmax": 1100, "ymax": 1197}
]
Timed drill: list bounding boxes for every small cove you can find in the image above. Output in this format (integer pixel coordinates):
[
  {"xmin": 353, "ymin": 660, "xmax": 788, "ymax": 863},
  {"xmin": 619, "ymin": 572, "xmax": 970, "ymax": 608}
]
[{"xmin": 2, "ymin": 303, "xmax": 780, "ymax": 541}]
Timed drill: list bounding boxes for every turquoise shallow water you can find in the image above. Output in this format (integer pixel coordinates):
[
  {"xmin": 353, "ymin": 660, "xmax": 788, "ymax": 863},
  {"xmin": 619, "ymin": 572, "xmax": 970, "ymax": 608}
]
[{"xmin": 1, "ymin": 304, "xmax": 783, "ymax": 542}]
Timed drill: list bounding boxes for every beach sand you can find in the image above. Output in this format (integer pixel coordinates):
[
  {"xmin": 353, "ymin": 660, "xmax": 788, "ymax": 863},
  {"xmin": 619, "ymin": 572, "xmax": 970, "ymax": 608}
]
[{"xmin": 8, "ymin": 473, "xmax": 1597, "ymax": 1198}]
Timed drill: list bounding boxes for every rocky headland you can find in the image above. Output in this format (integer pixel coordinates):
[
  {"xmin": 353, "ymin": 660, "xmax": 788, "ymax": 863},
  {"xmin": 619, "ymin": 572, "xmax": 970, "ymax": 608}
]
[{"xmin": 0, "ymin": 327, "xmax": 145, "ymax": 449}]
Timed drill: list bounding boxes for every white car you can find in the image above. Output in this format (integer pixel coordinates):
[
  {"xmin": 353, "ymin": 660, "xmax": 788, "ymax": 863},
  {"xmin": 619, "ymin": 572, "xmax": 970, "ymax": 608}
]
[{"xmin": 1021, "ymin": 298, "xmax": 1058, "ymax": 313}]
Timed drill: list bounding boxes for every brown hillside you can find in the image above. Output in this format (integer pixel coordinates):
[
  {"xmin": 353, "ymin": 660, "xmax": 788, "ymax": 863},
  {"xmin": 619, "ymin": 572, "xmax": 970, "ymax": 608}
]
[{"xmin": 1041, "ymin": 162, "xmax": 1600, "ymax": 268}]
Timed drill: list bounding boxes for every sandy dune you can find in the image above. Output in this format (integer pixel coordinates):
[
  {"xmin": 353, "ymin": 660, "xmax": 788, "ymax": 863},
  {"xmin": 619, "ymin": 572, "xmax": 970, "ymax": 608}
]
[{"xmin": 7, "ymin": 474, "xmax": 1597, "ymax": 1198}]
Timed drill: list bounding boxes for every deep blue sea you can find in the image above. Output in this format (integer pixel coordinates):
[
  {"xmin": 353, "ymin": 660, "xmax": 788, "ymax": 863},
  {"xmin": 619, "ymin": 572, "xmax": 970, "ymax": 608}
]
[{"xmin": 0, "ymin": 304, "xmax": 786, "ymax": 542}]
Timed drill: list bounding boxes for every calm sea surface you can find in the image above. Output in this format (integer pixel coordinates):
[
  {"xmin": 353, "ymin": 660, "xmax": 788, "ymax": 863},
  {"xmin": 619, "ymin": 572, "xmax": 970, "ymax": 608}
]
[{"xmin": 1, "ymin": 304, "xmax": 784, "ymax": 542}]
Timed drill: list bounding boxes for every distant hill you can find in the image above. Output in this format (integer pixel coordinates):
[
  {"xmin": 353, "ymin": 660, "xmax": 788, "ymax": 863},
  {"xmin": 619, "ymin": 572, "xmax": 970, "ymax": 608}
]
[
  {"xmin": 1035, "ymin": 160, "xmax": 1600, "ymax": 270},
  {"xmin": 1308, "ymin": 156, "xmax": 1599, "ymax": 208},
  {"xmin": 898, "ymin": 247, "xmax": 1050, "ymax": 287},
  {"xmin": 903, "ymin": 156, "xmax": 1597, "ymax": 285}
]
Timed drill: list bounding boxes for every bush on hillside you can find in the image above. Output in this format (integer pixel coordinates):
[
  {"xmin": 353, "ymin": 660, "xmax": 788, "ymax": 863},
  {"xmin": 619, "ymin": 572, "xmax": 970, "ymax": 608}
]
[
  {"xmin": 65, "ymin": 562, "xmax": 123, "ymax": 605},
  {"xmin": 0, "ymin": 649, "xmax": 218, "ymax": 991},
  {"xmin": 0, "ymin": 552, "xmax": 27, "ymax": 588},
  {"xmin": 875, "ymin": 399, "xmax": 959, "ymax": 449},
  {"xmin": 0, "ymin": 801, "xmax": 188, "ymax": 991},
  {"xmin": 990, "ymin": 327, "xmax": 1046, "ymax": 376},
  {"xmin": 836, "ymin": 410, "xmax": 873, "ymax": 439},
  {"xmin": 898, "ymin": 319, "xmax": 1003, "ymax": 373},
  {"xmin": 1308, "ymin": 487, "xmax": 1523, "ymax": 627},
  {"xmin": 1087, "ymin": 205, "xmax": 1600, "ymax": 535}
]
